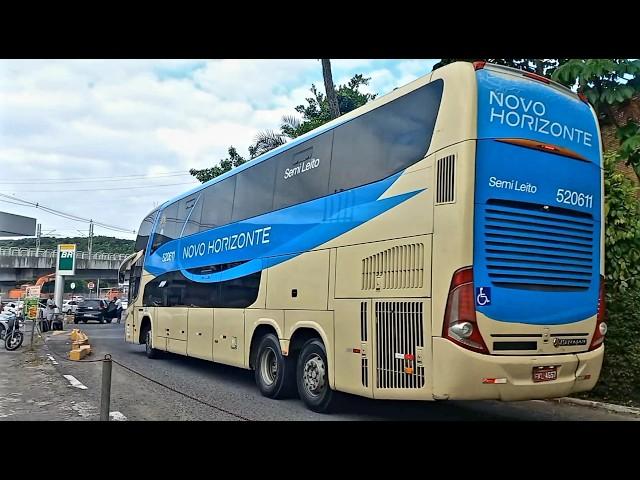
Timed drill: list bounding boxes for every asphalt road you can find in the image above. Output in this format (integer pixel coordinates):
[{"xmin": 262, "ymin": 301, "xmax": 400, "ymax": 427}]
[{"xmin": 42, "ymin": 322, "xmax": 638, "ymax": 421}]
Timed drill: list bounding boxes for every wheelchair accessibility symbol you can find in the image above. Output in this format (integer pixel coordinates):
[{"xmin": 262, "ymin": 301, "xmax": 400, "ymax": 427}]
[{"xmin": 475, "ymin": 287, "xmax": 491, "ymax": 306}]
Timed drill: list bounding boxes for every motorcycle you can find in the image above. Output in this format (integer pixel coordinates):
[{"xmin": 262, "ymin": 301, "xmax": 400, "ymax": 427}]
[{"xmin": 0, "ymin": 312, "xmax": 24, "ymax": 351}]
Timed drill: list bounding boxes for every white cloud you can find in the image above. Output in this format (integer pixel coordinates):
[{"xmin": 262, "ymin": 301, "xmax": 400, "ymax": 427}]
[{"xmin": 0, "ymin": 59, "xmax": 439, "ymax": 242}]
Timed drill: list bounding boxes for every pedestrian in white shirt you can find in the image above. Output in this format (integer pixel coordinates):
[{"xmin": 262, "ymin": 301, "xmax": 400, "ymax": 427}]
[{"xmin": 114, "ymin": 295, "xmax": 123, "ymax": 323}]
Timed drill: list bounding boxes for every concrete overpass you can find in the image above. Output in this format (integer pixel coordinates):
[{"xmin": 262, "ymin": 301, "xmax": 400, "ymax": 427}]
[{"xmin": 0, "ymin": 247, "xmax": 129, "ymax": 294}]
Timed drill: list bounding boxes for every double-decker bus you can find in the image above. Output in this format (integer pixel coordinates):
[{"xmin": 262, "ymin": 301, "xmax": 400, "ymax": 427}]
[{"xmin": 120, "ymin": 61, "xmax": 605, "ymax": 413}]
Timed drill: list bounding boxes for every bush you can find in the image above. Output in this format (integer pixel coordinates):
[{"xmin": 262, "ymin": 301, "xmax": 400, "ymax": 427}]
[
  {"xmin": 579, "ymin": 288, "xmax": 640, "ymax": 407},
  {"xmin": 603, "ymin": 152, "xmax": 640, "ymax": 292},
  {"xmin": 576, "ymin": 152, "xmax": 640, "ymax": 406}
]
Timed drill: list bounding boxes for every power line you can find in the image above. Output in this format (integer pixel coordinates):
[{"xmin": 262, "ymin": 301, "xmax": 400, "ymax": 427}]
[
  {"xmin": 0, "ymin": 171, "xmax": 193, "ymax": 185},
  {"xmin": 0, "ymin": 192, "xmax": 136, "ymax": 234},
  {"xmin": 4, "ymin": 181, "xmax": 200, "ymax": 193}
]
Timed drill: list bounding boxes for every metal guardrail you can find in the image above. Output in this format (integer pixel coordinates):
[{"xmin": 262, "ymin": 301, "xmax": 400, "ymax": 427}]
[{"xmin": 0, "ymin": 247, "xmax": 129, "ymax": 261}]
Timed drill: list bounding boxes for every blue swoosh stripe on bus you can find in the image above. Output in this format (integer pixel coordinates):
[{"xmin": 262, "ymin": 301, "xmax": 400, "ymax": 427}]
[
  {"xmin": 181, "ymin": 190, "xmax": 420, "ymax": 283},
  {"xmin": 144, "ymin": 171, "xmax": 424, "ymax": 281}
]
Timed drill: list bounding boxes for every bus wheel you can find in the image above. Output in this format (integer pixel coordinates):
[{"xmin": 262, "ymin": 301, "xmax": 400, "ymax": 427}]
[
  {"xmin": 254, "ymin": 333, "xmax": 295, "ymax": 399},
  {"xmin": 297, "ymin": 339, "xmax": 334, "ymax": 413},
  {"xmin": 144, "ymin": 327, "xmax": 160, "ymax": 359}
]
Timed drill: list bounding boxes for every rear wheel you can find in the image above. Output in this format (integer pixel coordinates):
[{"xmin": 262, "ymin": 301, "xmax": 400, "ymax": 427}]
[
  {"xmin": 74, "ymin": 318, "xmax": 79, "ymax": 324},
  {"xmin": 297, "ymin": 339, "xmax": 334, "ymax": 413},
  {"xmin": 82, "ymin": 319, "xmax": 88, "ymax": 324},
  {"xmin": 254, "ymin": 333, "xmax": 295, "ymax": 399}
]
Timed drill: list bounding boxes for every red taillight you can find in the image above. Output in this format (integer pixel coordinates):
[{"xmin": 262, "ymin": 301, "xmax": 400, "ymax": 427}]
[
  {"xmin": 522, "ymin": 71, "xmax": 550, "ymax": 84},
  {"xmin": 473, "ymin": 61, "xmax": 486, "ymax": 71},
  {"xmin": 589, "ymin": 276, "xmax": 607, "ymax": 351},
  {"xmin": 442, "ymin": 266, "xmax": 489, "ymax": 354},
  {"xmin": 578, "ymin": 92, "xmax": 589, "ymax": 104},
  {"xmin": 541, "ymin": 144, "xmax": 558, "ymax": 152}
]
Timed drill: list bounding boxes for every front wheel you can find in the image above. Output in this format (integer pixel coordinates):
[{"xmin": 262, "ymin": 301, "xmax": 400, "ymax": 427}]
[
  {"xmin": 297, "ymin": 339, "xmax": 334, "ymax": 413},
  {"xmin": 67, "ymin": 309, "xmax": 72, "ymax": 315},
  {"xmin": 5, "ymin": 331, "xmax": 24, "ymax": 351},
  {"xmin": 144, "ymin": 328, "xmax": 160, "ymax": 359}
]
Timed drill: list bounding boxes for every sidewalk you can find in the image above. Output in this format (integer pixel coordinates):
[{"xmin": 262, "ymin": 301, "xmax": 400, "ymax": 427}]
[{"xmin": 0, "ymin": 330, "xmax": 98, "ymax": 421}]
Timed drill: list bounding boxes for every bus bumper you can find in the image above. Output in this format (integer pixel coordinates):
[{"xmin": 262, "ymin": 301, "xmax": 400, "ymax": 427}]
[{"xmin": 432, "ymin": 337, "xmax": 604, "ymax": 401}]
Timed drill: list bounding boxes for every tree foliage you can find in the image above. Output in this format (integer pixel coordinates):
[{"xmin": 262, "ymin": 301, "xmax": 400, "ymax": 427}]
[
  {"xmin": 432, "ymin": 58, "xmax": 566, "ymax": 77},
  {"xmin": 190, "ymin": 74, "xmax": 376, "ymax": 183},
  {"xmin": 0, "ymin": 236, "xmax": 135, "ymax": 254},
  {"xmin": 603, "ymin": 152, "xmax": 640, "ymax": 291},
  {"xmin": 552, "ymin": 59, "xmax": 640, "ymax": 181},
  {"xmin": 189, "ymin": 146, "xmax": 248, "ymax": 183},
  {"xmin": 576, "ymin": 287, "xmax": 640, "ymax": 407}
]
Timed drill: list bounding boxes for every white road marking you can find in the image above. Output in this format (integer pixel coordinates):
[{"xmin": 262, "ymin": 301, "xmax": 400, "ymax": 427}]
[
  {"xmin": 63, "ymin": 375, "xmax": 88, "ymax": 390},
  {"xmin": 46, "ymin": 354, "xmax": 59, "ymax": 365},
  {"xmin": 110, "ymin": 411, "xmax": 127, "ymax": 421}
]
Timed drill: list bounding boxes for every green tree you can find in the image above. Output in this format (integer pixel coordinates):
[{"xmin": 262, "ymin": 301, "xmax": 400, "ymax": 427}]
[
  {"xmin": 433, "ymin": 59, "xmax": 566, "ymax": 77},
  {"xmin": 552, "ymin": 59, "xmax": 640, "ymax": 182},
  {"xmin": 192, "ymin": 74, "xmax": 377, "ymax": 183},
  {"xmin": 189, "ymin": 146, "xmax": 248, "ymax": 183},
  {"xmin": 259, "ymin": 73, "xmax": 376, "ymax": 144},
  {"xmin": 321, "ymin": 59, "xmax": 341, "ymax": 119},
  {"xmin": 0, "ymin": 236, "xmax": 135, "ymax": 254},
  {"xmin": 603, "ymin": 152, "xmax": 640, "ymax": 291}
]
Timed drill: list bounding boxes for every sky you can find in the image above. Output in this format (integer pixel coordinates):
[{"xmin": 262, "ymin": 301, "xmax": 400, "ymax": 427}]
[{"xmin": 0, "ymin": 59, "xmax": 439, "ymax": 243}]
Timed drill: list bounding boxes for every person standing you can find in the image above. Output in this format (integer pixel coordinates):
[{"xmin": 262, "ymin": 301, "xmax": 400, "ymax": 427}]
[
  {"xmin": 114, "ymin": 294, "xmax": 123, "ymax": 323},
  {"xmin": 45, "ymin": 294, "xmax": 57, "ymax": 321}
]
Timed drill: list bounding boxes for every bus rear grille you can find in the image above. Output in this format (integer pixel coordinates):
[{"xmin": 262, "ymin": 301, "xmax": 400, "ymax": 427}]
[
  {"xmin": 375, "ymin": 301, "xmax": 425, "ymax": 389},
  {"xmin": 483, "ymin": 200, "xmax": 595, "ymax": 291},
  {"xmin": 362, "ymin": 243, "xmax": 424, "ymax": 290}
]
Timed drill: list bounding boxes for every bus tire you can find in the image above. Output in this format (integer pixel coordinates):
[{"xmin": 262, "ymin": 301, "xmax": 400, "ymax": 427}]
[
  {"xmin": 254, "ymin": 333, "xmax": 295, "ymax": 399},
  {"xmin": 297, "ymin": 339, "xmax": 334, "ymax": 413},
  {"xmin": 143, "ymin": 327, "xmax": 160, "ymax": 359}
]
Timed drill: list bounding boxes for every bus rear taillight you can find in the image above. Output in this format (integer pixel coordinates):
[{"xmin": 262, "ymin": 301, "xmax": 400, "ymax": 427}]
[
  {"xmin": 589, "ymin": 276, "xmax": 607, "ymax": 351},
  {"xmin": 443, "ymin": 267, "xmax": 489, "ymax": 354}
]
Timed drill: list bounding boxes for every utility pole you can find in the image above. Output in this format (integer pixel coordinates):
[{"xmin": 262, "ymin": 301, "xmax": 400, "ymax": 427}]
[
  {"xmin": 35, "ymin": 223, "xmax": 41, "ymax": 256},
  {"xmin": 88, "ymin": 221, "xmax": 94, "ymax": 259}
]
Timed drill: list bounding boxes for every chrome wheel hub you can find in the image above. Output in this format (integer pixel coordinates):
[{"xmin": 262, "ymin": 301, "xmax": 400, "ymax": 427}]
[
  {"xmin": 260, "ymin": 347, "xmax": 278, "ymax": 386},
  {"xmin": 303, "ymin": 354, "xmax": 326, "ymax": 397}
]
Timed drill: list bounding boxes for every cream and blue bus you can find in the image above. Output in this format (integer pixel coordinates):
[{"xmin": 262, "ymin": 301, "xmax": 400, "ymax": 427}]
[{"xmin": 121, "ymin": 61, "xmax": 605, "ymax": 413}]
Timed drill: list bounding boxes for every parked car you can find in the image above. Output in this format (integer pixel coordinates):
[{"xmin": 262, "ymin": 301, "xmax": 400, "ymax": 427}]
[
  {"xmin": 74, "ymin": 299, "xmax": 109, "ymax": 324},
  {"xmin": 63, "ymin": 300, "xmax": 80, "ymax": 315}
]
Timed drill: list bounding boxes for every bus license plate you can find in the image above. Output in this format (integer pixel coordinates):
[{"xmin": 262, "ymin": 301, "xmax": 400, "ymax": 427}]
[{"xmin": 532, "ymin": 366, "xmax": 557, "ymax": 383}]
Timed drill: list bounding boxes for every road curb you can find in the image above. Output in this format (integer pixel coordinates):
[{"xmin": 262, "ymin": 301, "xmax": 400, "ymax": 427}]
[{"xmin": 549, "ymin": 397, "xmax": 640, "ymax": 416}]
